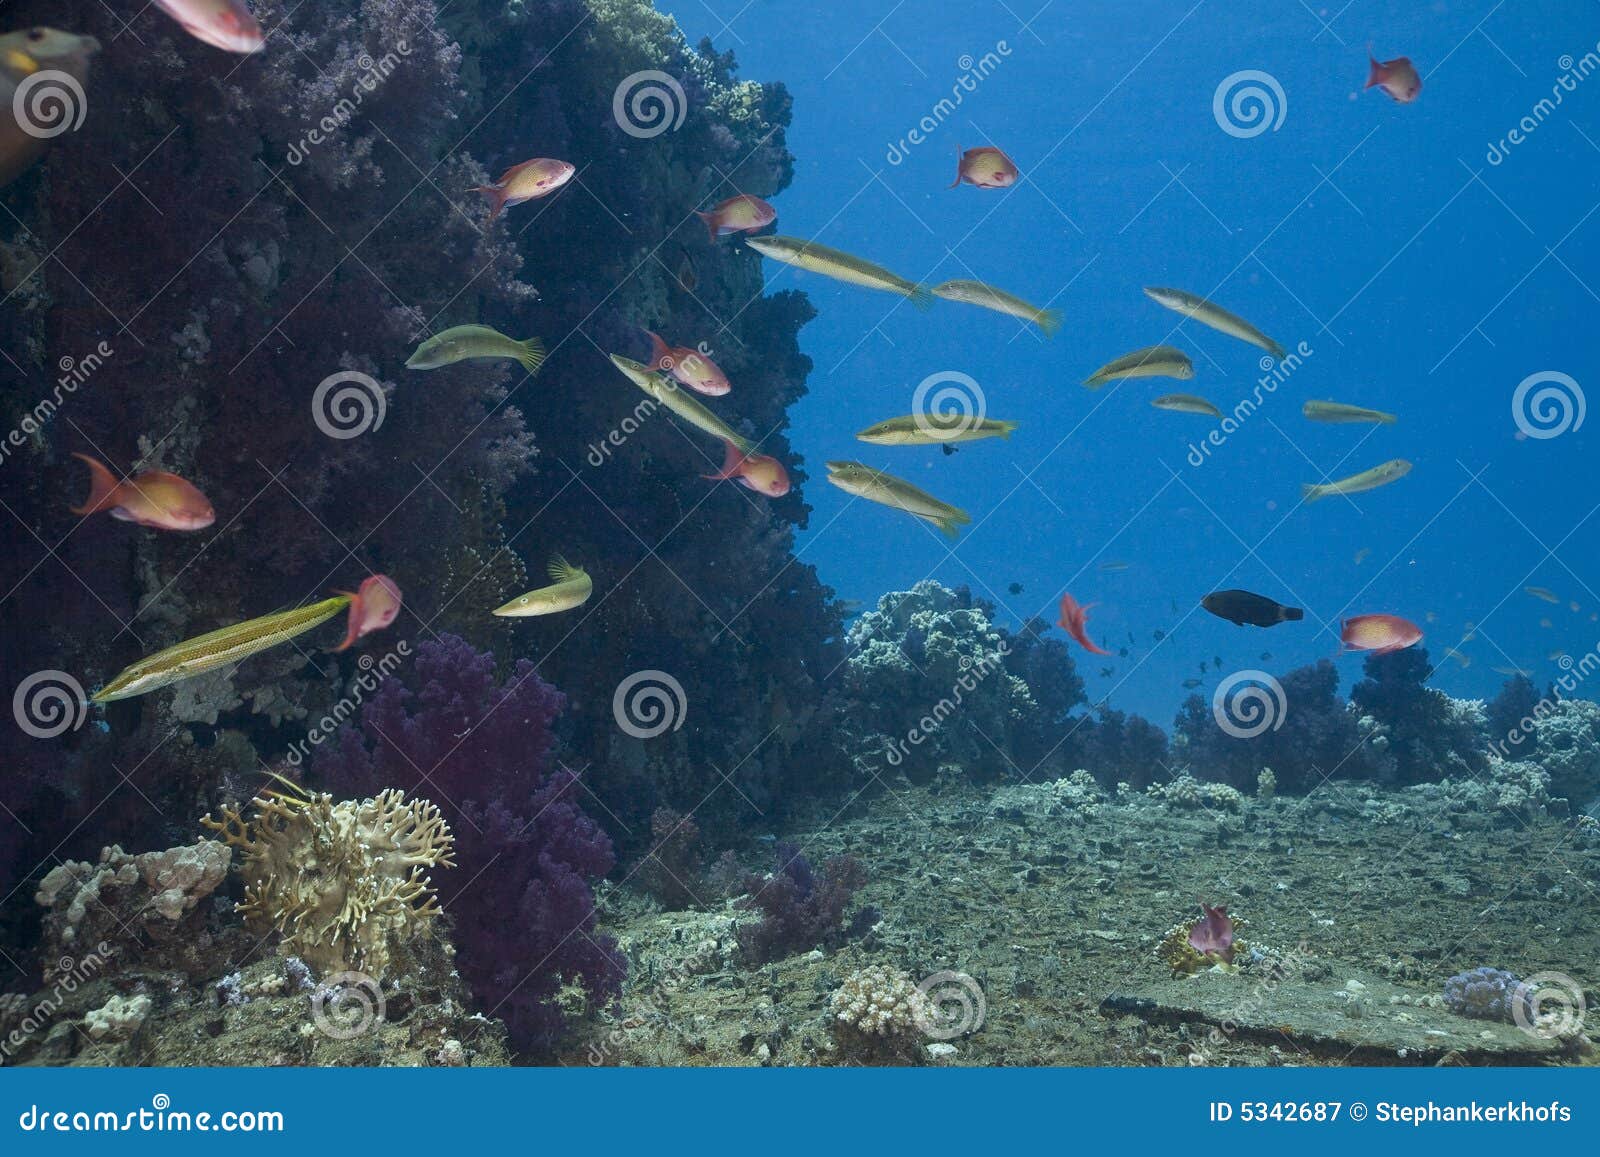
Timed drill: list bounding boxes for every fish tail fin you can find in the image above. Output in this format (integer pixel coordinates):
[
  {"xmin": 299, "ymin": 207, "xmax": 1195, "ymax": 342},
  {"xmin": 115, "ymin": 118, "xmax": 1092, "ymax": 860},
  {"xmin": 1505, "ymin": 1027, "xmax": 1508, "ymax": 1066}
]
[
  {"xmin": 1365, "ymin": 53, "xmax": 1384, "ymax": 89},
  {"xmin": 473, "ymin": 184, "xmax": 507, "ymax": 221},
  {"xmin": 948, "ymin": 144, "xmax": 964, "ymax": 188},
  {"xmin": 933, "ymin": 507, "xmax": 972, "ymax": 539},
  {"xmin": 547, "ymin": 554, "xmax": 581, "ymax": 582},
  {"xmin": 1379, "ymin": 411, "xmax": 1398, "ymax": 425},
  {"xmin": 997, "ymin": 421, "xmax": 1018, "ymax": 439},
  {"xmin": 1035, "ymin": 308, "xmax": 1064, "ymax": 339},
  {"xmin": 644, "ymin": 329, "xmax": 671, "ymax": 369},
  {"xmin": 908, "ymin": 283, "xmax": 935, "ymax": 311},
  {"xmin": 1301, "ymin": 483, "xmax": 1325, "ymax": 504},
  {"xmin": 701, "ymin": 439, "xmax": 744, "ymax": 482},
  {"xmin": 1280, "ymin": 606, "xmax": 1305, "ymax": 623},
  {"xmin": 516, "ymin": 337, "xmax": 546, "ymax": 375},
  {"xmin": 695, "ymin": 210, "xmax": 720, "ymax": 242},
  {"xmin": 69, "ymin": 452, "xmax": 119, "ymax": 516}
]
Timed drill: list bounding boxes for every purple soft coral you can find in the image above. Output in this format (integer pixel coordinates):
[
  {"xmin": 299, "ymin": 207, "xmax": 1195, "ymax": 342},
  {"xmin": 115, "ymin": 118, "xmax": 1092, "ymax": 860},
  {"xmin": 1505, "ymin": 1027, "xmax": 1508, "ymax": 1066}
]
[
  {"xmin": 1188, "ymin": 903, "xmax": 1235, "ymax": 962},
  {"xmin": 318, "ymin": 634, "xmax": 622, "ymax": 1053}
]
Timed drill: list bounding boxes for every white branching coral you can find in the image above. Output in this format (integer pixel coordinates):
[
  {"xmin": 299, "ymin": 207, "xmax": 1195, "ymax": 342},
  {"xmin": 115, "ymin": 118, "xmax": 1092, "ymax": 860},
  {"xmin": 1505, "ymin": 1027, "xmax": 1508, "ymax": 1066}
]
[
  {"xmin": 829, "ymin": 964, "xmax": 933, "ymax": 1062},
  {"xmin": 203, "ymin": 787, "xmax": 454, "ymax": 980}
]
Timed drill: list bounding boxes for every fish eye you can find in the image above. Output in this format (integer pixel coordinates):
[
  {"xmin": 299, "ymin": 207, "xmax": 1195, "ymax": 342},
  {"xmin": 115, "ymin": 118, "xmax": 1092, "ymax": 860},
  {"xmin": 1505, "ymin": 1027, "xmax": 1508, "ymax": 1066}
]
[{"xmin": 26, "ymin": 28, "xmax": 45, "ymax": 41}]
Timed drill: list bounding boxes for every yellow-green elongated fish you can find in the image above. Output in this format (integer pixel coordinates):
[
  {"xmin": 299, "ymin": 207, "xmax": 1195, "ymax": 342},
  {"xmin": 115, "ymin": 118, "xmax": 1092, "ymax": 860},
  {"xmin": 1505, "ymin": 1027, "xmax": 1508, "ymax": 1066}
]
[
  {"xmin": 825, "ymin": 461, "xmax": 972, "ymax": 538},
  {"xmin": 856, "ymin": 414, "xmax": 1018, "ymax": 446},
  {"xmin": 1301, "ymin": 458, "xmax": 1412, "ymax": 504},
  {"xmin": 609, "ymin": 354, "xmax": 753, "ymax": 452},
  {"xmin": 493, "ymin": 556, "xmax": 593, "ymax": 617},
  {"xmin": 930, "ymin": 279, "xmax": 1062, "ymax": 337},
  {"xmin": 1151, "ymin": 394, "xmax": 1221, "ymax": 418},
  {"xmin": 406, "ymin": 324, "xmax": 546, "ymax": 373},
  {"xmin": 745, "ymin": 234, "xmax": 933, "ymax": 309},
  {"xmin": 1301, "ymin": 399, "xmax": 1397, "ymax": 425},
  {"xmin": 1084, "ymin": 344, "xmax": 1194, "ymax": 388},
  {"xmin": 93, "ymin": 596, "xmax": 351, "ymax": 703},
  {"xmin": 1143, "ymin": 287, "xmax": 1285, "ymax": 360}
]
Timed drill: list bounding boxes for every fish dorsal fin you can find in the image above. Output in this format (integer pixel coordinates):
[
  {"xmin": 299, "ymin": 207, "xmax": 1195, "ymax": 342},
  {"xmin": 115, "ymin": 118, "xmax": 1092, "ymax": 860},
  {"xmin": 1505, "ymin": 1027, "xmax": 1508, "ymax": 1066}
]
[{"xmin": 548, "ymin": 554, "xmax": 583, "ymax": 583}]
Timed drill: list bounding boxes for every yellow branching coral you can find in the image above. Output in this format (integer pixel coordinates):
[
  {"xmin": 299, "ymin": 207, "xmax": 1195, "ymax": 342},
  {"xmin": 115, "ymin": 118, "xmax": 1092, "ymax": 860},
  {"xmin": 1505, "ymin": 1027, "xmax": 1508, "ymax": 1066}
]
[{"xmin": 202, "ymin": 786, "xmax": 454, "ymax": 979}]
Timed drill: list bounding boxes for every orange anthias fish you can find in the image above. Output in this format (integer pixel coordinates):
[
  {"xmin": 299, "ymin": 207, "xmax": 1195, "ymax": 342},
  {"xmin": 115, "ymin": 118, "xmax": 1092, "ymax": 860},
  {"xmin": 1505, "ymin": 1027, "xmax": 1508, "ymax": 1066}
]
[
  {"xmin": 646, "ymin": 331, "xmax": 730, "ymax": 396},
  {"xmin": 949, "ymin": 145, "xmax": 1018, "ymax": 189},
  {"xmin": 1340, "ymin": 613, "xmax": 1423, "ymax": 655},
  {"xmin": 703, "ymin": 440, "xmax": 790, "ymax": 498},
  {"xmin": 694, "ymin": 194, "xmax": 775, "ymax": 240},
  {"xmin": 472, "ymin": 157, "xmax": 575, "ymax": 220},
  {"xmin": 151, "ymin": 0, "xmax": 264, "ymax": 54},
  {"xmin": 1058, "ymin": 592, "xmax": 1111, "ymax": 655},
  {"xmin": 334, "ymin": 575, "xmax": 402, "ymax": 651},
  {"xmin": 1366, "ymin": 50, "xmax": 1421, "ymax": 103},
  {"xmin": 70, "ymin": 452, "xmax": 215, "ymax": 531}
]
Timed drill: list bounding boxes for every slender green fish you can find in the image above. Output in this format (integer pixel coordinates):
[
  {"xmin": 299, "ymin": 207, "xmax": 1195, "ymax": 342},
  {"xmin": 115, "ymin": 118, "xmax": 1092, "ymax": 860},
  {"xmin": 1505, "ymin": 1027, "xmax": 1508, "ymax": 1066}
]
[
  {"xmin": 856, "ymin": 414, "xmax": 1018, "ymax": 446},
  {"xmin": 1152, "ymin": 394, "xmax": 1222, "ymax": 418},
  {"xmin": 1302, "ymin": 458, "xmax": 1412, "ymax": 503},
  {"xmin": 609, "ymin": 354, "xmax": 752, "ymax": 451},
  {"xmin": 1302, "ymin": 399, "xmax": 1397, "ymax": 425},
  {"xmin": 1143, "ymin": 287, "xmax": 1285, "ymax": 360},
  {"xmin": 825, "ymin": 461, "xmax": 972, "ymax": 538},
  {"xmin": 745, "ymin": 234, "xmax": 933, "ymax": 309},
  {"xmin": 492, "ymin": 556, "xmax": 593, "ymax": 617},
  {"xmin": 930, "ymin": 279, "xmax": 1062, "ymax": 337},
  {"xmin": 406, "ymin": 324, "xmax": 547, "ymax": 373},
  {"xmin": 1084, "ymin": 344, "xmax": 1194, "ymax": 388},
  {"xmin": 94, "ymin": 596, "xmax": 351, "ymax": 702}
]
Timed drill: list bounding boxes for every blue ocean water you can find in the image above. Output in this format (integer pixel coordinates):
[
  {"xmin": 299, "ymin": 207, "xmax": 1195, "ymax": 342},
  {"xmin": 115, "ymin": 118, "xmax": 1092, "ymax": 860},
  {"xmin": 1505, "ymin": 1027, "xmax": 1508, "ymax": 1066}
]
[{"xmin": 684, "ymin": 1, "xmax": 1598, "ymax": 723}]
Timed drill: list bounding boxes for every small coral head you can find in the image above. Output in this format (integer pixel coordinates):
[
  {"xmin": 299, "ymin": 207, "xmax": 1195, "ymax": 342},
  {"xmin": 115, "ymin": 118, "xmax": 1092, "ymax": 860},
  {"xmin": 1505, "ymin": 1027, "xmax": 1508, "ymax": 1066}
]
[{"xmin": 1188, "ymin": 903, "xmax": 1234, "ymax": 961}]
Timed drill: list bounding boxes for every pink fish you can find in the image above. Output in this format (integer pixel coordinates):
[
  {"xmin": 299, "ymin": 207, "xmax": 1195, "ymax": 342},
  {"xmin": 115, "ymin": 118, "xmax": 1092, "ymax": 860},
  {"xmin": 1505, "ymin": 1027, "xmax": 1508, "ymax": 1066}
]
[
  {"xmin": 151, "ymin": 0, "xmax": 264, "ymax": 55},
  {"xmin": 69, "ymin": 452, "xmax": 215, "ymax": 531},
  {"xmin": 694, "ymin": 193, "xmax": 776, "ymax": 241},
  {"xmin": 645, "ymin": 331, "xmax": 730, "ymax": 396},
  {"xmin": 1366, "ymin": 50, "xmax": 1421, "ymax": 103},
  {"xmin": 1340, "ymin": 613, "xmax": 1422, "ymax": 655},
  {"xmin": 472, "ymin": 157, "xmax": 575, "ymax": 220},
  {"xmin": 1057, "ymin": 592, "xmax": 1110, "ymax": 656},
  {"xmin": 1187, "ymin": 903, "xmax": 1235, "ymax": 963},
  {"xmin": 333, "ymin": 575, "xmax": 402, "ymax": 651},
  {"xmin": 949, "ymin": 145, "xmax": 1018, "ymax": 189},
  {"xmin": 703, "ymin": 440, "xmax": 790, "ymax": 498}
]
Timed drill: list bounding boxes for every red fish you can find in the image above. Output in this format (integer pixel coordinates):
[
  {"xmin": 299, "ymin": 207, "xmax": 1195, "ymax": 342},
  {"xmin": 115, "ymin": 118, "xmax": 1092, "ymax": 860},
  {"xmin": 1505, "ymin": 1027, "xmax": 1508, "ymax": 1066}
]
[
  {"xmin": 69, "ymin": 452, "xmax": 214, "ymax": 531},
  {"xmin": 1057, "ymin": 592, "xmax": 1110, "ymax": 655},
  {"xmin": 151, "ymin": 0, "xmax": 265, "ymax": 55},
  {"xmin": 703, "ymin": 440, "xmax": 790, "ymax": 498},
  {"xmin": 694, "ymin": 193, "xmax": 775, "ymax": 241},
  {"xmin": 334, "ymin": 575, "xmax": 402, "ymax": 651},
  {"xmin": 472, "ymin": 157, "xmax": 574, "ymax": 220},
  {"xmin": 1340, "ymin": 613, "xmax": 1422, "ymax": 655},
  {"xmin": 1366, "ymin": 50, "xmax": 1421, "ymax": 103},
  {"xmin": 949, "ymin": 145, "xmax": 1018, "ymax": 189},
  {"xmin": 1187, "ymin": 903, "xmax": 1235, "ymax": 963},
  {"xmin": 645, "ymin": 331, "xmax": 730, "ymax": 396}
]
